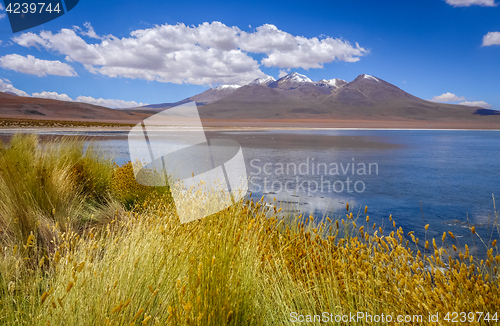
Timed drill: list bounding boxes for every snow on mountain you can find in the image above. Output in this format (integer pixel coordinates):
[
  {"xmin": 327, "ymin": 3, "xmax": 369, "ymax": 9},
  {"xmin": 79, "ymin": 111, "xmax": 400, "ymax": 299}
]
[
  {"xmin": 249, "ymin": 76, "xmax": 276, "ymax": 86},
  {"xmin": 188, "ymin": 84, "xmax": 241, "ymax": 104},
  {"xmin": 268, "ymin": 72, "xmax": 314, "ymax": 89},
  {"xmin": 363, "ymin": 74, "xmax": 380, "ymax": 82},
  {"xmin": 315, "ymin": 79, "xmax": 347, "ymax": 88},
  {"xmin": 279, "ymin": 72, "xmax": 313, "ymax": 84},
  {"xmin": 214, "ymin": 85, "xmax": 241, "ymax": 90},
  {"xmin": 141, "ymin": 73, "xmax": 386, "ymax": 110}
]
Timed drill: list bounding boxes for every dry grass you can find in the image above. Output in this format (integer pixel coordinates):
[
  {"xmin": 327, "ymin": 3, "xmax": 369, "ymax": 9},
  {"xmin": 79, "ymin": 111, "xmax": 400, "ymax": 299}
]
[
  {"xmin": 0, "ymin": 117, "xmax": 135, "ymax": 128},
  {"xmin": 0, "ymin": 134, "xmax": 499, "ymax": 325}
]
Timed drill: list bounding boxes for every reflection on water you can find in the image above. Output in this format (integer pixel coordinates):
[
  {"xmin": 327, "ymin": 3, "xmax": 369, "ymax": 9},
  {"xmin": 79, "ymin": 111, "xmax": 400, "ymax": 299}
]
[{"xmin": 1, "ymin": 129, "xmax": 499, "ymax": 256}]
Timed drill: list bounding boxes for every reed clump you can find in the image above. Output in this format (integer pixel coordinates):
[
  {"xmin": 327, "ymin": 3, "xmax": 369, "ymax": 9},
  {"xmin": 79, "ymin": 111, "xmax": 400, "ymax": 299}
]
[
  {"xmin": 0, "ymin": 133, "xmax": 499, "ymax": 325},
  {"xmin": 0, "ymin": 134, "xmax": 123, "ymax": 259}
]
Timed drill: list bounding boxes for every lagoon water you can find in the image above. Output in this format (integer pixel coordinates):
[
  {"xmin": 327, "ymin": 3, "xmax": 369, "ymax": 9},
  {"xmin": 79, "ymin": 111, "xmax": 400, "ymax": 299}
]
[
  {"xmin": 3, "ymin": 129, "xmax": 500, "ymax": 256},
  {"xmin": 234, "ymin": 130, "xmax": 500, "ymax": 257}
]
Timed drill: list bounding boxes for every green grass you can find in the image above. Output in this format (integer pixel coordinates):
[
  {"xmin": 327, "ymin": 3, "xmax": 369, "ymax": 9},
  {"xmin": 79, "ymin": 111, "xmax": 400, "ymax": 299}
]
[{"xmin": 0, "ymin": 133, "xmax": 499, "ymax": 325}]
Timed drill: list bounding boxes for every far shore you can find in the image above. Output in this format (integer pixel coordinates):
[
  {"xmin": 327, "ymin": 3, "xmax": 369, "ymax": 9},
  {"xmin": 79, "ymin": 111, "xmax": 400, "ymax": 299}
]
[
  {"xmin": 1, "ymin": 116, "xmax": 500, "ymax": 131},
  {"xmin": 1, "ymin": 126, "xmax": 500, "ymax": 133}
]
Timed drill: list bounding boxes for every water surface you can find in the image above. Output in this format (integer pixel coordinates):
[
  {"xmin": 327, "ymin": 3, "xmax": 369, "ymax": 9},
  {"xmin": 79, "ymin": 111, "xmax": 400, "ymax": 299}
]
[{"xmin": 2, "ymin": 129, "xmax": 499, "ymax": 256}]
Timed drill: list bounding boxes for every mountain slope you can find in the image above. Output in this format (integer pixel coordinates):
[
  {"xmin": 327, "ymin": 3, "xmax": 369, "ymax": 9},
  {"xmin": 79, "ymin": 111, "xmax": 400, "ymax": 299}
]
[
  {"xmin": 196, "ymin": 73, "xmax": 497, "ymax": 123},
  {"xmin": 0, "ymin": 92, "xmax": 152, "ymax": 123},
  {"xmin": 138, "ymin": 84, "xmax": 242, "ymax": 112}
]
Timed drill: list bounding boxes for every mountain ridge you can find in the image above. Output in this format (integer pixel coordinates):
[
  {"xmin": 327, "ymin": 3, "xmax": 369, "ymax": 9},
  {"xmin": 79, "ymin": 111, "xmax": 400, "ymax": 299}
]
[
  {"xmin": 138, "ymin": 73, "xmax": 493, "ymax": 118},
  {"xmin": 189, "ymin": 73, "xmax": 498, "ymax": 122},
  {"xmin": 0, "ymin": 72, "xmax": 499, "ymax": 128}
]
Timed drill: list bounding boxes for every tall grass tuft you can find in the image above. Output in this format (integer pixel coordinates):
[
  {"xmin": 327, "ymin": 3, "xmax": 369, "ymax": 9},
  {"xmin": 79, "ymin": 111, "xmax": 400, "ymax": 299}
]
[{"xmin": 0, "ymin": 134, "xmax": 120, "ymax": 258}]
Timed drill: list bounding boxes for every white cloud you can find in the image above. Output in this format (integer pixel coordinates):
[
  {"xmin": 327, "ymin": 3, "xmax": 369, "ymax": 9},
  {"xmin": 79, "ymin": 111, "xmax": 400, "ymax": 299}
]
[
  {"xmin": 0, "ymin": 78, "xmax": 29, "ymax": 96},
  {"xmin": 81, "ymin": 22, "xmax": 100, "ymax": 39},
  {"xmin": 12, "ymin": 22, "xmax": 368, "ymax": 85},
  {"xmin": 445, "ymin": 0, "xmax": 497, "ymax": 6},
  {"xmin": 429, "ymin": 92, "xmax": 466, "ymax": 102},
  {"xmin": 430, "ymin": 93, "xmax": 493, "ymax": 109},
  {"xmin": 0, "ymin": 3, "xmax": 5, "ymax": 20},
  {"xmin": 33, "ymin": 91, "xmax": 146, "ymax": 108},
  {"xmin": 0, "ymin": 54, "xmax": 77, "ymax": 77},
  {"xmin": 240, "ymin": 24, "xmax": 368, "ymax": 68},
  {"xmin": 75, "ymin": 96, "xmax": 146, "ymax": 108},
  {"xmin": 459, "ymin": 101, "xmax": 492, "ymax": 109},
  {"xmin": 483, "ymin": 31, "xmax": 500, "ymax": 46},
  {"xmin": 278, "ymin": 69, "xmax": 289, "ymax": 78},
  {"xmin": 0, "ymin": 78, "xmax": 141, "ymax": 108},
  {"xmin": 32, "ymin": 91, "xmax": 147, "ymax": 108},
  {"xmin": 32, "ymin": 91, "xmax": 73, "ymax": 101}
]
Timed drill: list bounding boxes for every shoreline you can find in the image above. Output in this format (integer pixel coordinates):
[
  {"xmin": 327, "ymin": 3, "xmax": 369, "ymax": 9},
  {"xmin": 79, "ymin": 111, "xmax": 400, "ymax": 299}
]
[{"xmin": 0, "ymin": 126, "xmax": 499, "ymax": 132}]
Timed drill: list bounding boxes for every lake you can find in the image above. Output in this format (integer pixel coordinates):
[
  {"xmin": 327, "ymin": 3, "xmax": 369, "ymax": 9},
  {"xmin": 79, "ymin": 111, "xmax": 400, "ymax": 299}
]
[{"xmin": 2, "ymin": 128, "xmax": 499, "ymax": 256}]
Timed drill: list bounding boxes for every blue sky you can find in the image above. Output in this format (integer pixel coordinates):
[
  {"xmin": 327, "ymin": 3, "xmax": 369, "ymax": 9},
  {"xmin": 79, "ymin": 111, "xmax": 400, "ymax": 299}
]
[{"xmin": 0, "ymin": 0, "xmax": 498, "ymax": 109}]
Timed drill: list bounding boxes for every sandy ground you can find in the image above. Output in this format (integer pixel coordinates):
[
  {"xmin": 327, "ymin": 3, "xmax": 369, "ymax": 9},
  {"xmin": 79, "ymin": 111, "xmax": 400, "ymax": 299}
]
[{"xmin": 200, "ymin": 118, "xmax": 500, "ymax": 130}]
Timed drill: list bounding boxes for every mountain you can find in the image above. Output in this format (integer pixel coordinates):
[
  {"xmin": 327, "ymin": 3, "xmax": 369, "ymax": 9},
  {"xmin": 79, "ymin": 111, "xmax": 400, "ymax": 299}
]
[
  {"xmin": 136, "ymin": 73, "xmax": 352, "ymax": 112},
  {"xmin": 268, "ymin": 72, "xmax": 313, "ymax": 89},
  {"xmin": 133, "ymin": 72, "xmax": 500, "ymax": 128},
  {"xmin": 191, "ymin": 73, "xmax": 499, "ymax": 125},
  {"xmin": 139, "ymin": 84, "xmax": 242, "ymax": 112},
  {"xmin": 190, "ymin": 85, "xmax": 241, "ymax": 105},
  {"xmin": 0, "ymin": 92, "xmax": 152, "ymax": 123},
  {"xmin": 315, "ymin": 78, "xmax": 347, "ymax": 89},
  {"xmin": 249, "ymin": 76, "xmax": 276, "ymax": 86}
]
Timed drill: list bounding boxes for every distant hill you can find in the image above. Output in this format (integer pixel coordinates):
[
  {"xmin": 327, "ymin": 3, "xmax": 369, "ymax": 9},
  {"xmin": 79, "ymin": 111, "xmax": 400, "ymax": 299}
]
[
  {"xmin": 137, "ymin": 85, "xmax": 244, "ymax": 112},
  {"xmin": 0, "ymin": 92, "xmax": 153, "ymax": 124}
]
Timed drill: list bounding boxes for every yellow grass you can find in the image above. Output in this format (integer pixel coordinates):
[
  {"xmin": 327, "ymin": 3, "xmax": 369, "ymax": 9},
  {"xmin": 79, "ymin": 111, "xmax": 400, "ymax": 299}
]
[{"xmin": 0, "ymin": 134, "xmax": 499, "ymax": 325}]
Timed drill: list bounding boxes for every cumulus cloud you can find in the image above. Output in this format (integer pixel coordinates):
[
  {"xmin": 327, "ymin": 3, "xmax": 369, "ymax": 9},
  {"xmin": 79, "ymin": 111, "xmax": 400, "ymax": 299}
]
[
  {"xmin": 278, "ymin": 69, "xmax": 289, "ymax": 78},
  {"xmin": 0, "ymin": 78, "xmax": 142, "ymax": 108},
  {"xmin": 75, "ymin": 96, "xmax": 146, "ymax": 108},
  {"xmin": 445, "ymin": 0, "xmax": 497, "ymax": 6},
  {"xmin": 241, "ymin": 24, "xmax": 368, "ymax": 68},
  {"xmin": 32, "ymin": 91, "xmax": 146, "ymax": 108},
  {"xmin": 12, "ymin": 22, "xmax": 368, "ymax": 85},
  {"xmin": 459, "ymin": 101, "xmax": 492, "ymax": 109},
  {"xmin": 429, "ymin": 92, "xmax": 466, "ymax": 102},
  {"xmin": 80, "ymin": 22, "xmax": 100, "ymax": 39},
  {"xmin": 32, "ymin": 91, "xmax": 73, "ymax": 101},
  {"xmin": 430, "ymin": 92, "xmax": 493, "ymax": 109},
  {"xmin": 483, "ymin": 31, "xmax": 500, "ymax": 46},
  {"xmin": 0, "ymin": 78, "xmax": 29, "ymax": 96},
  {"xmin": 0, "ymin": 54, "xmax": 77, "ymax": 77}
]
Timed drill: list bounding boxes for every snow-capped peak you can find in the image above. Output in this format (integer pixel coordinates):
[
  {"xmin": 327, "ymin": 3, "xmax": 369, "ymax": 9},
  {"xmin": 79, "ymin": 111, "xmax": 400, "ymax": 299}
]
[
  {"xmin": 249, "ymin": 76, "xmax": 276, "ymax": 86},
  {"xmin": 315, "ymin": 79, "xmax": 345, "ymax": 88},
  {"xmin": 279, "ymin": 72, "xmax": 313, "ymax": 84},
  {"xmin": 214, "ymin": 84, "xmax": 241, "ymax": 90},
  {"xmin": 363, "ymin": 74, "xmax": 380, "ymax": 82}
]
